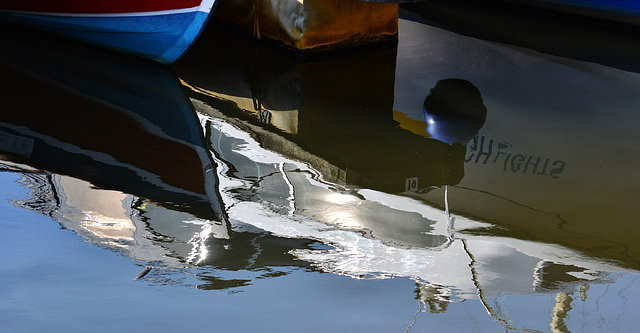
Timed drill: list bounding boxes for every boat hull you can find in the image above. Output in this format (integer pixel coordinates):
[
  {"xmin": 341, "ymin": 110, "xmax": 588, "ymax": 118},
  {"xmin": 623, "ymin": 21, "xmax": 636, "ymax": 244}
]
[
  {"xmin": 493, "ymin": 0, "xmax": 640, "ymax": 27},
  {"xmin": 0, "ymin": 0, "xmax": 216, "ymax": 64},
  {"xmin": 367, "ymin": 0, "xmax": 640, "ymax": 29}
]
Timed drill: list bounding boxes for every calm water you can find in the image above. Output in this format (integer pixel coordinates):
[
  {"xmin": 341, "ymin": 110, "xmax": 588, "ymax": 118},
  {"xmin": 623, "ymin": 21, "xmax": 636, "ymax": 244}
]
[{"xmin": 2, "ymin": 5, "xmax": 640, "ymax": 332}]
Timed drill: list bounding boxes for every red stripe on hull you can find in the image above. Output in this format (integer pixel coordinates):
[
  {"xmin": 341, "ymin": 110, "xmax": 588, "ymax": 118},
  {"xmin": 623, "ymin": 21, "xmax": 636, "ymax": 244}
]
[{"xmin": 0, "ymin": 0, "xmax": 203, "ymax": 14}]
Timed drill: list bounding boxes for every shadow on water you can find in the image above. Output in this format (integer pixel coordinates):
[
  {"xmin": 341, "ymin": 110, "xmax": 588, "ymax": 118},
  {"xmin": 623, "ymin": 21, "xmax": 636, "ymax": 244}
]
[{"xmin": 2, "ymin": 7, "xmax": 640, "ymax": 331}]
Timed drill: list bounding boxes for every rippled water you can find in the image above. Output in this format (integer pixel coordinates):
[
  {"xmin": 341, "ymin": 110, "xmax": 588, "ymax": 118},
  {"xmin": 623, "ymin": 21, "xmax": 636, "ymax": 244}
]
[{"xmin": 2, "ymin": 4, "xmax": 640, "ymax": 332}]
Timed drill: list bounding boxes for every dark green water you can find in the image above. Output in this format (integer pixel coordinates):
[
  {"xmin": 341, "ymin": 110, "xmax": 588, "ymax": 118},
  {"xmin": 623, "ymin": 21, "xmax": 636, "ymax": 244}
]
[{"xmin": 2, "ymin": 5, "xmax": 640, "ymax": 332}]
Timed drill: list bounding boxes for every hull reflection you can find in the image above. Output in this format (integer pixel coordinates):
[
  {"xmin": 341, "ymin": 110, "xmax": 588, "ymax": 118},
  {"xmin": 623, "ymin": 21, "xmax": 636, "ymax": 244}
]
[
  {"xmin": 198, "ymin": 110, "xmax": 627, "ymax": 302},
  {"xmin": 176, "ymin": 11, "xmax": 640, "ymax": 325},
  {"xmin": 0, "ymin": 24, "xmax": 224, "ymax": 221},
  {"xmin": 177, "ymin": 15, "xmax": 640, "ymax": 271},
  {"xmin": 0, "ymin": 23, "xmax": 233, "ymax": 268},
  {"xmin": 2, "ymin": 8, "xmax": 639, "ymax": 331},
  {"xmin": 175, "ymin": 19, "xmax": 465, "ymax": 194},
  {"xmin": 392, "ymin": 13, "xmax": 640, "ymax": 270}
]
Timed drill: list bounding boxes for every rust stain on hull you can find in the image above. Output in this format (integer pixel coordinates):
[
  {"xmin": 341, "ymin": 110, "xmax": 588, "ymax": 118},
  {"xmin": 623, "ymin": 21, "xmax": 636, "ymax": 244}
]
[{"xmin": 213, "ymin": 0, "xmax": 398, "ymax": 53}]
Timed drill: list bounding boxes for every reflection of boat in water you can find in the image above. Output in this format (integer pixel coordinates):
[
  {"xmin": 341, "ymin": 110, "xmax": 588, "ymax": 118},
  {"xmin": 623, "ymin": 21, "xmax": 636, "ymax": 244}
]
[
  {"xmin": 390, "ymin": 10, "xmax": 640, "ymax": 271},
  {"xmin": 11, "ymin": 172, "xmax": 315, "ymax": 281},
  {"xmin": 0, "ymin": 25, "xmax": 318, "ymax": 285},
  {"xmin": 3, "ymin": 9, "xmax": 639, "ymax": 330},
  {"xmin": 177, "ymin": 15, "xmax": 640, "ymax": 272},
  {"xmin": 175, "ymin": 13, "xmax": 640, "ymax": 326},
  {"xmin": 0, "ymin": 21, "xmax": 230, "ymax": 265},
  {"xmin": 198, "ymin": 108, "xmax": 627, "ymax": 296},
  {"xmin": 0, "ymin": 24, "xmax": 224, "ymax": 221},
  {"xmin": 0, "ymin": 0, "xmax": 216, "ymax": 64},
  {"xmin": 190, "ymin": 107, "xmax": 627, "ymax": 333},
  {"xmin": 175, "ymin": 19, "xmax": 465, "ymax": 194}
]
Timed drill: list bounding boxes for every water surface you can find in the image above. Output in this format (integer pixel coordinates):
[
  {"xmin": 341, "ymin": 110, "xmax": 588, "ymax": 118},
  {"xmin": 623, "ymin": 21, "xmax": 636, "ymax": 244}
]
[{"xmin": 1, "ymin": 6, "xmax": 640, "ymax": 332}]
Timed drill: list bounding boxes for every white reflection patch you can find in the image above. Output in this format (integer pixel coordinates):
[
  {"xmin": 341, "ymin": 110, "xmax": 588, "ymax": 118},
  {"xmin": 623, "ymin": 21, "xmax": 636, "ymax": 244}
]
[
  {"xmin": 324, "ymin": 192, "xmax": 359, "ymax": 205},
  {"xmin": 185, "ymin": 219, "xmax": 214, "ymax": 265}
]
